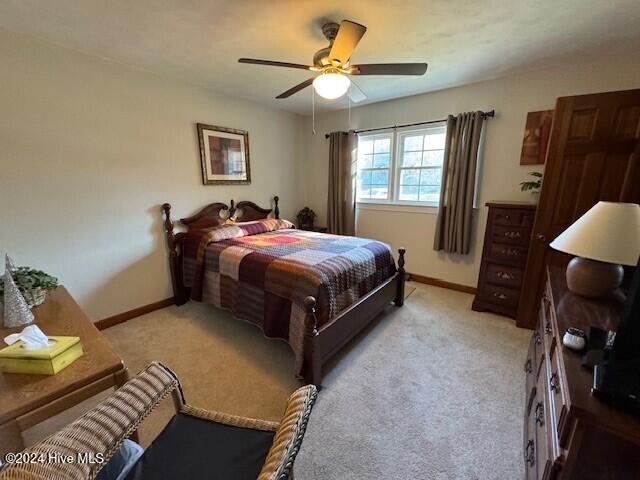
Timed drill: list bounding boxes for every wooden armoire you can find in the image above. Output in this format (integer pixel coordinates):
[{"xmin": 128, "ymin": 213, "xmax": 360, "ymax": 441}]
[{"xmin": 517, "ymin": 89, "xmax": 640, "ymax": 329}]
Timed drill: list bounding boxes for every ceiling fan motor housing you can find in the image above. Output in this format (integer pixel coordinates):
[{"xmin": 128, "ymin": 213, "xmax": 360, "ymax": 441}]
[
  {"xmin": 314, "ymin": 22, "xmax": 340, "ymax": 66},
  {"xmin": 322, "ymin": 22, "xmax": 340, "ymax": 41}
]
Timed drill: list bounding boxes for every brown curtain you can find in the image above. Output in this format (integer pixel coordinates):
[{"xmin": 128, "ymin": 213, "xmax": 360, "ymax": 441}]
[
  {"xmin": 327, "ymin": 131, "xmax": 356, "ymax": 235},
  {"xmin": 433, "ymin": 111, "xmax": 485, "ymax": 254}
]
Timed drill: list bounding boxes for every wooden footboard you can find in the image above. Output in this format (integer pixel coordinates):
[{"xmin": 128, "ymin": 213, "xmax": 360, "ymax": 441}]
[{"xmin": 302, "ymin": 248, "xmax": 406, "ymax": 386}]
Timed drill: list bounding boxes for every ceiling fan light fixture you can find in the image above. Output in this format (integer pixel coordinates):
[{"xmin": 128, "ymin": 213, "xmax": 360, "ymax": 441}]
[{"xmin": 312, "ymin": 72, "xmax": 351, "ymax": 100}]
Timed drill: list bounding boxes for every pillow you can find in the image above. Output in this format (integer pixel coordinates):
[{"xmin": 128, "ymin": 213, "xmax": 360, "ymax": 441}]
[{"xmin": 200, "ymin": 219, "xmax": 295, "ymax": 244}]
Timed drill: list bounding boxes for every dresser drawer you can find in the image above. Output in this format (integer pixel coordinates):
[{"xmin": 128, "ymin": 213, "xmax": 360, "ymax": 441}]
[
  {"xmin": 525, "ymin": 334, "xmax": 537, "ymax": 409},
  {"xmin": 522, "ymin": 210, "xmax": 535, "ymax": 227},
  {"xmin": 486, "ymin": 263, "xmax": 523, "ymax": 288},
  {"xmin": 547, "ymin": 342, "xmax": 568, "ymax": 443},
  {"xmin": 487, "ymin": 242, "xmax": 529, "ymax": 266},
  {"xmin": 540, "ymin": 293, "xmax": 555, "ymax": 353},
  {"xmin": 524, "ymin": 386, "xmax": 539, "ymax": 480},
  {"xmin": 534, "ymin": 355, "xmax": 557, "ymax": 480},
  {"xmin": 493, "ymin": 208, "xmax": 531, "ymax": 226},
  {"xmin": 491, "ymin": 224, "xmax": 532, "ymax": 246},
  {"xmin": 477, "ymin": 283, "xmax": 520, "ymax": 309}
]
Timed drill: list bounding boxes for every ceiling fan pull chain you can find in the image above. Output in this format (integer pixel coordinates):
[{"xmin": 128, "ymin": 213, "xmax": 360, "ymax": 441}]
[
  {"xmin": 312, "ymin": 87, "xmax": 316, "ymax": 135},
  {"xmin": 348, "ymin": 84, "xmax": 351, "ymax": 129}
]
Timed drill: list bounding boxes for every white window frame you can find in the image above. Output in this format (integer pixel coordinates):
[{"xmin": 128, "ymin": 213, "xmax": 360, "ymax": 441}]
[
  {"xmin": 356, "ymin": 123, "xmax": 447, "ymax": 208},
  {"xmin": 355, "ymin": 131, "xmax": 395, "ymax": 203}
]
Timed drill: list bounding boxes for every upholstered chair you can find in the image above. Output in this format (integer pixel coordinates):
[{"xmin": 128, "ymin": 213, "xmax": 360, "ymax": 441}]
[{"xmin": 0, "ymin": 362, "xmax": 317, "ymax": 480}]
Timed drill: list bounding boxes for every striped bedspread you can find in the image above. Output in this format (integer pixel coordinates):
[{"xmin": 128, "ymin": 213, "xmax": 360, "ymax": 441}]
[{"xmin": 182, "ymin": 219, "xmax": 396, "ymax": 375}]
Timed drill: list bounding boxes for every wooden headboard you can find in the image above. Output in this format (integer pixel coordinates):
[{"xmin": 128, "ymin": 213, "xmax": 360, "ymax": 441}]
[
  {"xmin": 172, "ymin": 196, "xmax": 280, "ymax": 232},
  {"xmin": 161, "ymin": 196, "xmax": 280, "ymax": 304}
]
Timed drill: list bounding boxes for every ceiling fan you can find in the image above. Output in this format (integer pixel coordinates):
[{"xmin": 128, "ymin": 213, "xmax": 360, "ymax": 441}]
[{"xmin": 238, "ymin": 20, "xmax": 428, "ymax": 102}]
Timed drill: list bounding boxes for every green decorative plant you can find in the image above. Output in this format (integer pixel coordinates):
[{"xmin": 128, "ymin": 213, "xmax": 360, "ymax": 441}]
[
  {"xmin": 520, "ymin": 171, "xmax": 543, "ymax": 192},
  {"xmin": 296, "ymin": 207, "xmax": 317, "ymax": 228},
  {"xmin": 1, "ymin": 267, "xmax": 58, "ymax": 307}
]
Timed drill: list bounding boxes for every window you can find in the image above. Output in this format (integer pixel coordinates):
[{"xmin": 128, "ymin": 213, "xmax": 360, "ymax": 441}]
[
  {"xmin": 356, "ymin": 124, "xmax": 447, "ymax": 206},
  {"xmin": 356, "ymin": 134, "xmax": 392, "ymax": 200}
]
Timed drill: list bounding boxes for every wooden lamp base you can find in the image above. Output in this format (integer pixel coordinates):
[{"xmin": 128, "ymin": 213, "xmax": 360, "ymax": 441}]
[{"xmin": 566, "ymin": 256, "xmax": 624, "ymax": 298}]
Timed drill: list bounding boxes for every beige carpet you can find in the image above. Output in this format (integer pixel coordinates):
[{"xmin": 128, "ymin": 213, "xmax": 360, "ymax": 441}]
[{"xmin": 25, "ymin": 282, "xmax": 530, "ymax": 479}]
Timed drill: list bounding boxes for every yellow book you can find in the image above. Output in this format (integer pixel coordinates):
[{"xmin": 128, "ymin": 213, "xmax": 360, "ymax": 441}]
[{"xmin": 0, "ymin": 336, "xmax": 83, "ymax": 375}]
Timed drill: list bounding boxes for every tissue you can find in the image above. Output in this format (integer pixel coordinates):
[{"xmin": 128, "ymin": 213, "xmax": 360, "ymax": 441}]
[{"xmin": 4, "ymin": 325, "xmax": 53, "ymax": 350}]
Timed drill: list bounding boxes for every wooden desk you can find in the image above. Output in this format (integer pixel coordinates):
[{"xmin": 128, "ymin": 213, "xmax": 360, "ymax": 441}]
[{"xmin": 0, "ymin": 286, "xmax": 132, "ymax": 455}]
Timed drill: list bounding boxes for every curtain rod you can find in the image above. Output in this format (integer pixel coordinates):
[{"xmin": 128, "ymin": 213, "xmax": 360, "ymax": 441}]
[{"xmin": 323, "ymin": 110, "xmax": 495, "ymax": 139}]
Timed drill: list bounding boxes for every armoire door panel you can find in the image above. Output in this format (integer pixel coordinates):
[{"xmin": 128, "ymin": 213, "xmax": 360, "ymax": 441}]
[
  {"xmin": 621, "ymin": 156, "xmax": 640, "ymax": 202},
  {"xmin": 612, "ymin": 105, "xmax": 640, "ymax": 140},
  {"xmin": 567, "ymin": 108, "xmax": 599, "ymax": 142},
  {"xmin": 600, "ymin": 154, "xmax": 637, "ymax": 201},
  {"xmin": 517, "ymin": 89, "xmax": 640, "ymax": 329}
]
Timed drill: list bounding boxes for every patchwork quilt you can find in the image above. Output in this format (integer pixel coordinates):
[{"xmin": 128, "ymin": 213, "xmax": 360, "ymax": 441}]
[{"xmin": 182, "ymin": 219, "xmax": 396, "ymax": 375}]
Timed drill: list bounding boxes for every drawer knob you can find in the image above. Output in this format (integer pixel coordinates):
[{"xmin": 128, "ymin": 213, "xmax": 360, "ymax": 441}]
[
  {"xmin": 524, "ymin": 358, "xmax": 532, "ymax": 374},
  {"xmin": 535, "ymin": 233, "xmax": 547, "ymax": 242},
  {"xmin": 504, "ymin": 231, "xmax": 521, "ymax": 239},
  {"xmin": 550, "ymin": 372, "xmax": 560, "ymax": 393},
  {"xmin": 493, "ymin": 292, "xmax": 508, "ymax": 300},
  {"xmin": 524, "ymin": 439, "xmax": 535, "ymax": 466},
  {"xmin": 545, "ymin": 321, "xmax": 552, "ymax": 335},
  {"xmin": 535, "ymin": 401, "xmax": 545, "ymax": 426},
  {"xmin": 500, "ymin": 248, "xmax": 519, "ymax": 256}
]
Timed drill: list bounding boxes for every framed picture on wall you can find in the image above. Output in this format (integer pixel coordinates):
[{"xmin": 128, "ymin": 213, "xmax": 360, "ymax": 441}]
[
  {"xmin": 519, "ymin": 110, "xmax": 553, "ymax": 165},
  {"xmin": 197, "ymin": 123, "xmax": 251, "ymax": 185}
]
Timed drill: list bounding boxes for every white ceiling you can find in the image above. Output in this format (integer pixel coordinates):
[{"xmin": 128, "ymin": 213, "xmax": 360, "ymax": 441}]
[{"xmin": 1, "ymin": 0, "xmax": 639, "ymax": 114}]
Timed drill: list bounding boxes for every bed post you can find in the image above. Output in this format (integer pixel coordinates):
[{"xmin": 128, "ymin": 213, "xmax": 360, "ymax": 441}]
[
  {"xmin": 395, "ymin": 248, "xmax": 406, "ymax": 307},
  {"xmin": 274, "ymin": 195, "xmax": 280, "ymax": 219},
  {"xmin": 303, "ymin": 296, "xmax": 321, "ymax": 387},
  {"xmin": 162, "ymin": 203, "xmax": 187, "ymax": 306}
]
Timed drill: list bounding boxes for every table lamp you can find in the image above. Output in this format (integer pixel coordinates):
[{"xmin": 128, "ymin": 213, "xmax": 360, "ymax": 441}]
[{"xmin": 550, "ymin": 201, "xmax": 640, "ymax": 298}]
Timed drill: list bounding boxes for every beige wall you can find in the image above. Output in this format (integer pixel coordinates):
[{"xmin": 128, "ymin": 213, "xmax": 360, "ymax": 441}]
[
  {"xmin": 301, "ymin": 55, "xmax": 640, "ymax": 287},
  {"xmin": 0, "ymin": 30, "xmax": 302, "ymax": 321},
  {"xmin": 2, "ymin": 27, "xmax": 638, "ymax": 321}
]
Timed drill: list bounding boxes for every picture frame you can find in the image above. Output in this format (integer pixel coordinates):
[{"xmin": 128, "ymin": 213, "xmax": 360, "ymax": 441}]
[
  {"xmin": 519, "ymin": 110, "xmax": 553, "ymax": 165},
  {"xmin": 197, "ymin": 123, "xmax": 251, "ymax": 185}
]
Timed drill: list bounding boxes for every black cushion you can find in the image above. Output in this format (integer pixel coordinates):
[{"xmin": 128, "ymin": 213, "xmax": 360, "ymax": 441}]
[{"xmin": 123, "ymin": 413, "xmax": 275, "ymax": 480}]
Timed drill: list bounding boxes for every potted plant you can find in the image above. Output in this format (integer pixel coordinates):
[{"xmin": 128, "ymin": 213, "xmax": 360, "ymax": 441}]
[
  {"xmin": 1, "ymin": 267, "xmax": 58, "ymax": 307},
  {"xmin": 296, "ymin": 207, "xmax": 317, "ymax": 229},
  {"xmin": 520, "ymin": 171, "xmax": 543, "ymax": 196}
]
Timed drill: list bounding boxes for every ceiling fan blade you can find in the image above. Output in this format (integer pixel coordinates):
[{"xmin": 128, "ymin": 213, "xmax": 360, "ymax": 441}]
[
  {"xmin": 329, "ymin": 20, "xmax": 367, "ymax": 65},
  {"xmin": 238, "ymin": 58, "xmax": 313, "ymax": 71},
  {"xmin": 352, "ymin": 63, "xmax": 428, "ymax": 76},
  {"xmin": 348, "ymin": 79, "xmax": 367, "ymax": 103},
  {"xmin": 276, "ymin": 78, "xmax": 315, "ymax": 99}
]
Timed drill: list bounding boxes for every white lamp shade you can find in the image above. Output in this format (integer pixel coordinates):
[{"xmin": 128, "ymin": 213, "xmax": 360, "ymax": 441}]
[
  {"xmin": 312, "ymin": 73, "xmax": 350, "ymax": 100},
  {"xmin": 550, "ymin": 201, "xmax": 640, "ymax": 266}
]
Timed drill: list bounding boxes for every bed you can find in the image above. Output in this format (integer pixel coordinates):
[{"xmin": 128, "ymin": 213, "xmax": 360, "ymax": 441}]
[{"xmin": 161, "ymin": 196, "xmax": 405, "ymax": 386}]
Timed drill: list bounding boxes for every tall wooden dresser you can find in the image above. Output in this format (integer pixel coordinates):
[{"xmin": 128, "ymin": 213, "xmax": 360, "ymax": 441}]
[
  {"xmin": 523, "ymin": 264, "xmax": 640, "ymax": 480},
  {"xmin": 472, "ymin": 201, "xmax": 537, "ymax": 318}
]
